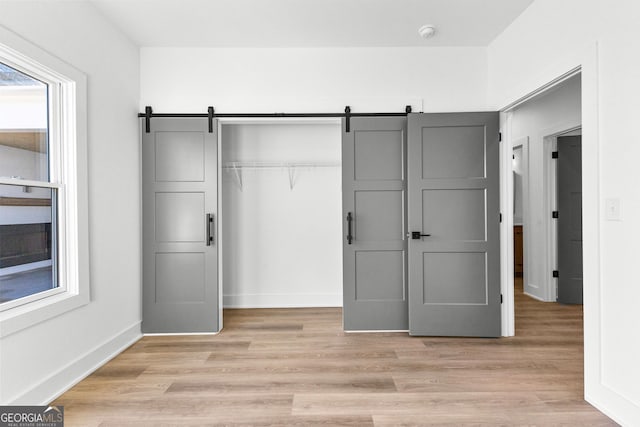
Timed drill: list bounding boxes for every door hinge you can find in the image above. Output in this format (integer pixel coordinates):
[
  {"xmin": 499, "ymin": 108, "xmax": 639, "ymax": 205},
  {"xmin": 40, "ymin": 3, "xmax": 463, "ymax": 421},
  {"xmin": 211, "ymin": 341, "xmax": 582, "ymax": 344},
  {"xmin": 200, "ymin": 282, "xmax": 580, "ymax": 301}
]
[
  {"xmin": 552, "ymin": 151, "xmax": 558, "ymax": 159},
  {"xmin": 500, "ymin": 294, "xmax": 503, "ymax": 304},
  {"xmin": 552, "ymin": 211, "xmax": 559, "ymax": 219},
  {"xmin": 552, "ymin": 270, "xmax": 559, "ymax": 278},
  {"xmin": 499, "ymin": 132, "xmax": 502, "ymax": 142},
  {"xmin": 499, "ymin": 213, "xmax": 502, "ymax": 223}
]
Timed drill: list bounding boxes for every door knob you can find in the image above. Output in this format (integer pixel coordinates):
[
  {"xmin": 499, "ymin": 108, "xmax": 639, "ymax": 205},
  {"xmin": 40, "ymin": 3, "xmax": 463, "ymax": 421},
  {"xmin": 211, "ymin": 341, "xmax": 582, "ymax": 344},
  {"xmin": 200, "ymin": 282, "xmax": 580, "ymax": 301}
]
[{"xmin": 411, "ymin": 231, "xmax": 431, "ymax": 239}]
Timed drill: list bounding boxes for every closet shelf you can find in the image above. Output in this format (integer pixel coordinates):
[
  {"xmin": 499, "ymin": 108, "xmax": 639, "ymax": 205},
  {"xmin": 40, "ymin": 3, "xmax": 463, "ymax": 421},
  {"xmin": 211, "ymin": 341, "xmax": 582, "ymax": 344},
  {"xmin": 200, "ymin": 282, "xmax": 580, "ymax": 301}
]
[
  {"xmin": 222, "ymin": 161, "xmax": 340, "ymax": 191},
  {"xmin": 222, "ymin": 161, "xmax": 340, "ymax": 170}
]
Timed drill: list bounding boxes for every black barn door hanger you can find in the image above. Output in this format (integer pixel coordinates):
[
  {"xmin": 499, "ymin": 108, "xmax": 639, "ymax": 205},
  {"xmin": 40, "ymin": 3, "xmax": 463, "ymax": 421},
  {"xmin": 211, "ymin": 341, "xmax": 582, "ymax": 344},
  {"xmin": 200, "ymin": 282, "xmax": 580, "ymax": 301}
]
[{"xmin": 140, "ymin": 105, "xmax": 413, "ymax": 134}]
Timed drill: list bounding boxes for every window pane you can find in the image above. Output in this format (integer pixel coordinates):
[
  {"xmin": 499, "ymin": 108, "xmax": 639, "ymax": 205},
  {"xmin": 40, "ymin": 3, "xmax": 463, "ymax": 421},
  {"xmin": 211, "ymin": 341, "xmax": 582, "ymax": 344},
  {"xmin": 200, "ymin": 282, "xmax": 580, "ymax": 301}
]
[
  {"xmin": 0, "ymin": 184, "xmax": 57, "ymax": 304},
  {"xmin": 0, "ymin": 62, "xmax": 49, "ymax": 182}
]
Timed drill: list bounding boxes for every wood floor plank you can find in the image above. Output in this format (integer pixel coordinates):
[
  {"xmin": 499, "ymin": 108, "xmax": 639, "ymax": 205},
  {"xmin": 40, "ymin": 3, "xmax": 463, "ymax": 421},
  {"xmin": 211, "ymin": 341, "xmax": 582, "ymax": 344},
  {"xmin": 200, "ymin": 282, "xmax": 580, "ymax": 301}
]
[
  {"xmin": 53, "ymin": 279, "xmax": 615, "ymax": 426},
  {"xmin": 392, "ymin": 372, "xmax": 583, "ymax": 393},
  {"xmin": 166, "ymin": 373, "xmax": 397, "ymax": 393},
  {"xmin": 292, "ymin": 391, "xmax": 552, "ymax": 416},
  {"xmin": 98, "ymin": 415, "xmax": 374, "ymax": 427}
]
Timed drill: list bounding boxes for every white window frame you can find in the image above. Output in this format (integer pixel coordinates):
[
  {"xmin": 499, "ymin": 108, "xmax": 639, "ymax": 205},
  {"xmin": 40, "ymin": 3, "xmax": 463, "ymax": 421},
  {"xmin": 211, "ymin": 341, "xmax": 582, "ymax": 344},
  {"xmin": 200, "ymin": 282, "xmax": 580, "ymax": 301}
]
[{"xmin": 0, "ymin": 25, "xmax": 89, "ymax": 337}]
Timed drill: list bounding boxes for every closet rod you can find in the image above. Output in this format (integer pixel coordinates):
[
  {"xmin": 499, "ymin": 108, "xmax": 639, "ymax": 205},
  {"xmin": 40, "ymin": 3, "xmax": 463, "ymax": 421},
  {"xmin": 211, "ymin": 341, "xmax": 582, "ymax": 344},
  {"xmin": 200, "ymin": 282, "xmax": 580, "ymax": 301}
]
[{"xmin": 139, "ymin": 105, "xmax": 412, "ymax": 133}]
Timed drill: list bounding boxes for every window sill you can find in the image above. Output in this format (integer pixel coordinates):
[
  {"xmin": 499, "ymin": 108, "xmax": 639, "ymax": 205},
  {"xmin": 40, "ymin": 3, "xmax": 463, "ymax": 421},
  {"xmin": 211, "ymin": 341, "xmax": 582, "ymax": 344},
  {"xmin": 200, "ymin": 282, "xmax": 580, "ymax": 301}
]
[{"xmin": 0, "ymin": 291, "xmax": 89, "ymax": 338}]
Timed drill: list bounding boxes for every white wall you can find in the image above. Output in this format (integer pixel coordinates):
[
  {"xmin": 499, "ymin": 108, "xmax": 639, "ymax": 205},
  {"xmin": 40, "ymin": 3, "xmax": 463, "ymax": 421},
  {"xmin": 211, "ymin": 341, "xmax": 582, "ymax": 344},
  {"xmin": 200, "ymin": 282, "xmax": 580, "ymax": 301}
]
[
  {"xmin": 510, "ymin": 75, "xmax": 581, "ymax": 301},
  {"xmin": 489, "ymin": 1, "xmax": 640, "ymax": 424},
  {"xmin": 0, "ymin": 1, "xmax": 141, "ymax": 404},
  {"xmin": 221, "ymin": 122, "xmax": 342, "ymax": 307},
  {"xmin": 140, "ymin": 47, "xmax": 488, "ymax": 113}
]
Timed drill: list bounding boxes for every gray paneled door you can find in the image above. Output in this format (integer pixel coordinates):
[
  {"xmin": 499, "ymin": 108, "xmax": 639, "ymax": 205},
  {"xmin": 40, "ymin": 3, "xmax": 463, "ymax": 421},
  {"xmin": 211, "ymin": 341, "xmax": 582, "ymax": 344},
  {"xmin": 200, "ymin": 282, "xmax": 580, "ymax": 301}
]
[
  {"xmin": 557, "ymin": 135, "xmax": 583, "ymax": 304},
  {"xmin": 142, "ymin": 118, "xmax": 219, "ymax": 333},
  {"xmin": 407, "ymin": 112, "xmax": 501, "ymax": 337},
  {"xmin": 342, "ymin": 117, "xmax": 408, "ymax": 331}
]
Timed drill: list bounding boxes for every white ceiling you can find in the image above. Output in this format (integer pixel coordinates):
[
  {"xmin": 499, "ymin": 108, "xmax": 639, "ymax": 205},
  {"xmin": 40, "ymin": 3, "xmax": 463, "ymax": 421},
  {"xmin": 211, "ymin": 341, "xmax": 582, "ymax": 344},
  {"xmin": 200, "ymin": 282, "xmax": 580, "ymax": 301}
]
[{"xmin": 89, "ymin": 0, "xmax": 535, "ymax": 48}]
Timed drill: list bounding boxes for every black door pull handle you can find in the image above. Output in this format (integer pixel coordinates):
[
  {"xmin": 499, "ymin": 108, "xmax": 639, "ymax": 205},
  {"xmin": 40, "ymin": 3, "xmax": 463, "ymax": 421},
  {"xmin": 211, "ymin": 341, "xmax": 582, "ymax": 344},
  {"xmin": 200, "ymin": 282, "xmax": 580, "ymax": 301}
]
[
  {"xmin": 346, "ymin": 212, "xmax": 353, "ymax": 245},
  {"xmin": 411, "ymin": 231, "xmax": 431, "ymax": 239},
  {"xmin": 206, "ymin": 213, "xmax": 214, "ymax": 246}
]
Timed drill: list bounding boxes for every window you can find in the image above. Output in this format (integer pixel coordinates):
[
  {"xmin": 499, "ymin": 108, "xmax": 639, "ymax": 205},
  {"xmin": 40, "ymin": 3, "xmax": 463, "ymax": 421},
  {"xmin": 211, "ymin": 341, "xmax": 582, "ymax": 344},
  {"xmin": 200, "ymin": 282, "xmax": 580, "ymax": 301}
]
[
  {"xmin": 0, "ymin": 27, "xmax": 89, "ymax": 336},
  {"xmin": 0, "ymin": 63, "xmax": 60, "ymax": 309}
]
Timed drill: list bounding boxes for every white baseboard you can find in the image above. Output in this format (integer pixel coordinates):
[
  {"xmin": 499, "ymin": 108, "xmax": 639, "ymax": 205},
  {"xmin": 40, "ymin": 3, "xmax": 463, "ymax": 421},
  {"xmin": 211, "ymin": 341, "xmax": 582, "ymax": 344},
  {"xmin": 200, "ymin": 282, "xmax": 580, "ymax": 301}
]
[
  {"xmin": 144, "ymin": 331, "xmax": 219, "ymax": 336},
  {"xmin": 224, "ymin": 293, "xmax": 342, "ymax": 308},
  {"xmin": 9, "ymin": 322, "xmax": 142, "ymax": 405},
  {"xmin": 586, "ymin": 384, "xmax": 640, "ymax": 426},
  {"xmin": 523, "ymin": 290, "xmax": 549, "ymax": 302}
]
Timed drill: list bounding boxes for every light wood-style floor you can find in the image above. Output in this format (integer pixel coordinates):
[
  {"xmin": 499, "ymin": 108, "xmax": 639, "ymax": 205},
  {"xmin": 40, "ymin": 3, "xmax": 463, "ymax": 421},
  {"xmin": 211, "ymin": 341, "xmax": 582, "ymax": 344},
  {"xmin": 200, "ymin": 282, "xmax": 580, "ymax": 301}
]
[{"xmin": 54, "ymin": 279, "xmax": 616, "ymax": 426}]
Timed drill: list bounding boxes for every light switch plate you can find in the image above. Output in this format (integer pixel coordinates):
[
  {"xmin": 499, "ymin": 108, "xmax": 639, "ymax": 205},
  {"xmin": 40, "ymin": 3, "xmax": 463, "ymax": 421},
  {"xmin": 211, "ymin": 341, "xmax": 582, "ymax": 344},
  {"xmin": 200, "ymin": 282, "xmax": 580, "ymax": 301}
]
[{"xmin": 605, "ymin": 198, "xmax": 621, "ymax": 221}]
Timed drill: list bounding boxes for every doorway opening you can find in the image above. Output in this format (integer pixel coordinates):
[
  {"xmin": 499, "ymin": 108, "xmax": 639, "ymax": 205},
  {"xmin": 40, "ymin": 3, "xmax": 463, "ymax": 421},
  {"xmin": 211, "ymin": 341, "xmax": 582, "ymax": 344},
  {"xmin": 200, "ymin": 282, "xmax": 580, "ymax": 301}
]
[{"xmin": 503, "ymin": 72, "xmax": 582, "ymax": 334}]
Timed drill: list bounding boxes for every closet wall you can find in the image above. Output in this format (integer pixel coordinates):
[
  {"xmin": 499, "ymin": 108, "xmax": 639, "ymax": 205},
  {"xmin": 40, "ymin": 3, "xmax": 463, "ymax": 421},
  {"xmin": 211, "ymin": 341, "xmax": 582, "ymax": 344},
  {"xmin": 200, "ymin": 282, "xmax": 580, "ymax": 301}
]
[
  {"xmin": 221, "ymin": 122, "xmax": 342, "ymax": 307},
  {"xmin": 140, "ymin": 47, "xmax": 488, "ymax": 113},
  {"xmin": 141, "ymin": 47, "xmax": 489, "ymax": 309}
]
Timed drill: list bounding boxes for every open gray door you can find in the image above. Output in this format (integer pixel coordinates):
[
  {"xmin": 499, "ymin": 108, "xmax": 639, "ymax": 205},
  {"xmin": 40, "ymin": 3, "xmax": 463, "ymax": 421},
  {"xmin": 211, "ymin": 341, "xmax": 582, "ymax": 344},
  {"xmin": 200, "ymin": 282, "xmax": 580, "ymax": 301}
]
[
  {"xmin": 557, "ymin": 135, "xmax": 583, "ymax": 304},
  {"xmin": 407, "ymin": 112, "xmax": 500, "ymax": 336},
  {"xmin": 142, "ymin": 118, "xmax": 219, "ymax": 333},
  {"xmin": 342, "ymin": 117, "xmax": 408, "ymax": 331}
]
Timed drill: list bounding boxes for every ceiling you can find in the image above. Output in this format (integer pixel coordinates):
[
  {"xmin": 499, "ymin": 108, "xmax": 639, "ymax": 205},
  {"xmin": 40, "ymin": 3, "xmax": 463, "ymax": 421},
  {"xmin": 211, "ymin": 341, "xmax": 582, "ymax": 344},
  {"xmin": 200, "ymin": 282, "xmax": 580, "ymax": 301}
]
[{"xmin": 88, "ymin": 0, "xmax": 535, "ymax": 48}]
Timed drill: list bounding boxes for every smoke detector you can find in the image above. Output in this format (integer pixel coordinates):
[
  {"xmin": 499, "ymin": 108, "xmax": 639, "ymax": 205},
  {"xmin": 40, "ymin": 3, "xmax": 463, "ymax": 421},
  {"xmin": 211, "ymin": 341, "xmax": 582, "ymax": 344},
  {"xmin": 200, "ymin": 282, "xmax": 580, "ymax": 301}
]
[{"xmin": 418, "ymin": 25, "xmax": 436, "ymax": 39}]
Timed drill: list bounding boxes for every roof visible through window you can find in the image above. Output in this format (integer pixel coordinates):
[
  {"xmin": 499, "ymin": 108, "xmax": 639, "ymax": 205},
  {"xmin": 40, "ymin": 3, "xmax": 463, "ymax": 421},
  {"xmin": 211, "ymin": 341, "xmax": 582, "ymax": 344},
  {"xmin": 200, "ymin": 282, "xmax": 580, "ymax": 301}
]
[{"xmin": 0, "ymin": 62, "xmax": 45, "ymax": 86}]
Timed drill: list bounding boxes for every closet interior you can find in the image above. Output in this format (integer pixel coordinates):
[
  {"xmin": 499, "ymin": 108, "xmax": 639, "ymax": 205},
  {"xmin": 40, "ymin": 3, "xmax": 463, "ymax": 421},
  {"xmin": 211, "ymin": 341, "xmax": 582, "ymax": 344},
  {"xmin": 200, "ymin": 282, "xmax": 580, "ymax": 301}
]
[{"xmin": 220, "ymin": 121, "xmax": 343, "ymax": 309}]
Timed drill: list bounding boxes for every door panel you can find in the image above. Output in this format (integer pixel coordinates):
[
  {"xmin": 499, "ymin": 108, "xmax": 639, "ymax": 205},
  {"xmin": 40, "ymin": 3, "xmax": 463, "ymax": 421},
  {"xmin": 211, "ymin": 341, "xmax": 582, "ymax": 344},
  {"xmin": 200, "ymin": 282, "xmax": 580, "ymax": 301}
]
[
  {"xmin": 557, "ymin": 135, "xmax": 583, "ymax": 304},
  {"xmin": 155, "ymin": 253, "xmax": 206, "ymax": 303},
  {"xmin": 408, "ymin": 112, "xmax": 500, "ymax": 337},
  {"xmin": 420, "ymin": 126, "xmax": 486, "ymax": 179},
  {"xmin": 422, "ymin": 252, "xmax": 487, "ymax": 304},
  {"xmin": 355, "ymin": 251, "xmax": 405, "ymax": 301},
  {"xmin": 343, "ymin": 117, "xmax": 408, "ymax": 331},
  {"xmin": 155, "ymin": 131, "xmax": 205, "ymax": 182},
  {"xmin": 354, "ymin": 190, "xmax": 404, "ymax": 241},
  {"xmin": 142, "ymin": 118, "xmax": 219, "ymax": 333},
  {"xmin": 155, "ymin": 192, "xmax": 205, "ymax": 242},
  {"xmin": 354, "ymin": 130, "xmax": 404, "ymax": 180},
  {"xmin": 422, "ymin": 189, "xmax": 486, "ymax": 241}
]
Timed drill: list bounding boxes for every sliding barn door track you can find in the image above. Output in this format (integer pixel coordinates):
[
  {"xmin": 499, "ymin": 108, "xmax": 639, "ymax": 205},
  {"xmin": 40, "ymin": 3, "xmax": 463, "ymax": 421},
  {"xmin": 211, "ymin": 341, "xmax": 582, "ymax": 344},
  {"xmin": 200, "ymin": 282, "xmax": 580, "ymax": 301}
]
[{"xmin": 139, "ymin": 105, "xmax": 413, "ymax": 133}]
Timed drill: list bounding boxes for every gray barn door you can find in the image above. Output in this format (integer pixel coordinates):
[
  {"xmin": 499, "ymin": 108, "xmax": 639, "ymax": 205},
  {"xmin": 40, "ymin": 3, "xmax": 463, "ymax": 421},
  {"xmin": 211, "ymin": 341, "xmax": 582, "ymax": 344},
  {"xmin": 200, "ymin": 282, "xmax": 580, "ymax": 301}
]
[
  {"xmin": 142, "ymin": 118, "xmax": 219, "ymax": 333},
  {"xmin": 407, "ymin": 112, "xmax": 500, "ymax": 336},
  {"xmin": 557, "ymin": 135, "xmax": 583, "ymax": 304},
  {"xmin": 342, "ymin": 117, "xmax": 408, "ymax": 331}
]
